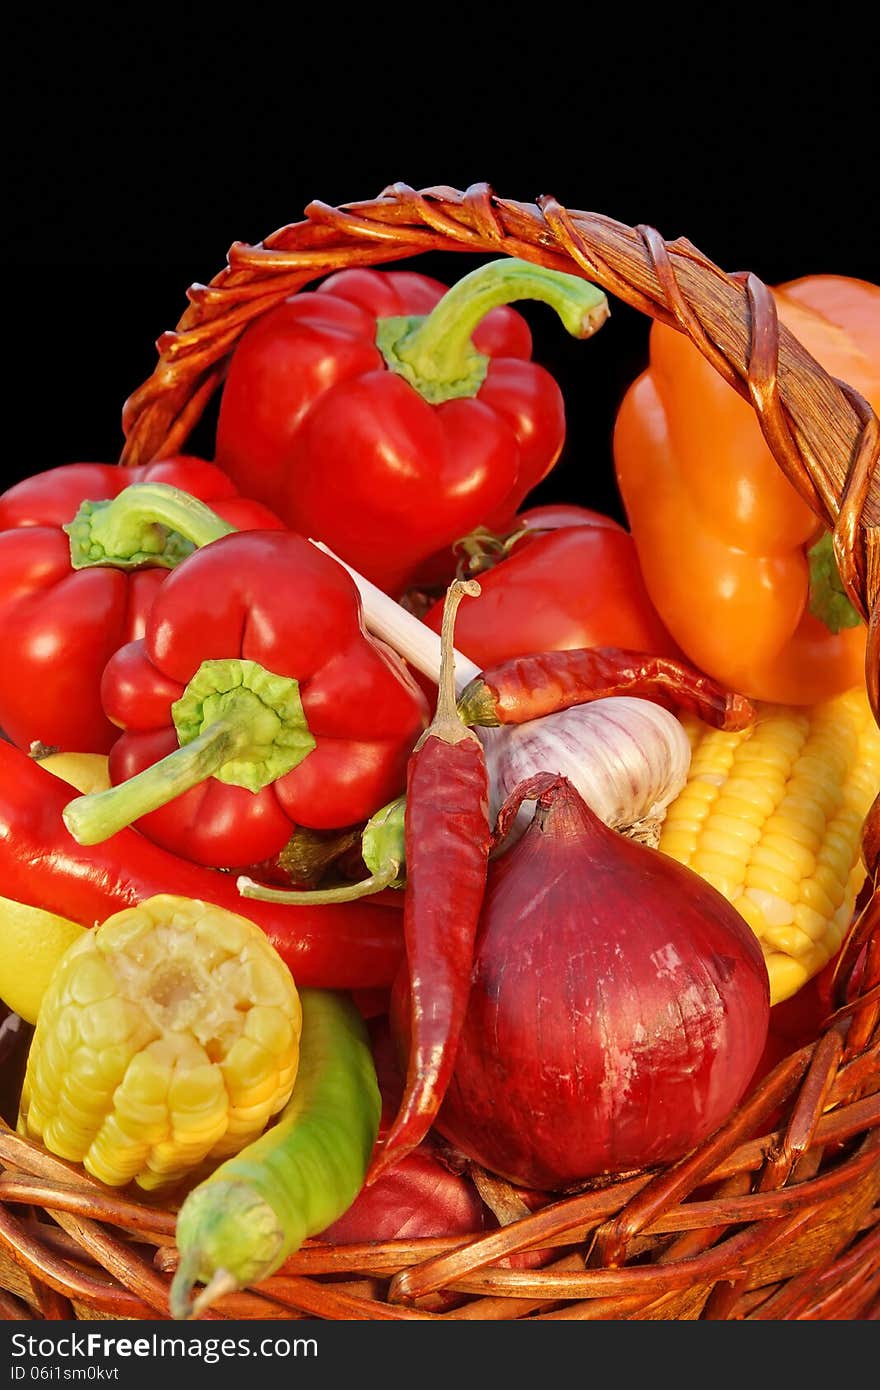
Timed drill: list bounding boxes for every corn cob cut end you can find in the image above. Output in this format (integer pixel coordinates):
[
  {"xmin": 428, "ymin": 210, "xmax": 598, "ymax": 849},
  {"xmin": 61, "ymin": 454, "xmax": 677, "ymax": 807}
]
[{"xmin": 18, "ymin": 894, "xmax": 302, "ymax": 1190}]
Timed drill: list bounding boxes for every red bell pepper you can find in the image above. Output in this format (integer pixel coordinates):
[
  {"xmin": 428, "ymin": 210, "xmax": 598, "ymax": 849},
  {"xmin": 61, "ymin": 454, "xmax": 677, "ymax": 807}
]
[
  {"xmin": 213, "ymin": 259, "xmax": 609, "ymax": 595},
  {"xmin": 0, "ymin": 740, "xmax": 404, "ymax": 989},
  {"xmin": 0, "ymin": 456, "xmax": 284, "ymax": 754},
  {"xmin": 62, "ymin": 528, "xmax": 430, "ymax": 868},
  {"xmin": 421, "ymin": 516, "xmax": 682, "ymax": 670}
]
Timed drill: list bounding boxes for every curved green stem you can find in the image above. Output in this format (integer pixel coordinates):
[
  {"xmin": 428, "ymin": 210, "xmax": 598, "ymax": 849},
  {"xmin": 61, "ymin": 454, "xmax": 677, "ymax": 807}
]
[
  {"xmin": 64, "ymin": 716, "xmax": 250, "ymax": 844},
  {"xmin": 63, "ymin": 659, "xmax": 315, "ymax": 845},
  {"xmin": 237, "ymin": 861, "xmax": 400, "ymax": 905},
  {"xmin": 64, "ymin": 482, "xmax": 236, "ymax": 571},
  {"xmin": 238, "ymin": 794, "xmax": 408, "ymax": 903},
  {"xmin": 376, "ymin": 258, "xmax": 609, "ymax": 404}
]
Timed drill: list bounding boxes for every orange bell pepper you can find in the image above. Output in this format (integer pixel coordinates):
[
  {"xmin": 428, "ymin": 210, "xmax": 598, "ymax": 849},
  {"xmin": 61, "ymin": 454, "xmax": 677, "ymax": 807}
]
[{"xmin": 613, "ymin": 275, "xmax": 879, "ymax": 704}]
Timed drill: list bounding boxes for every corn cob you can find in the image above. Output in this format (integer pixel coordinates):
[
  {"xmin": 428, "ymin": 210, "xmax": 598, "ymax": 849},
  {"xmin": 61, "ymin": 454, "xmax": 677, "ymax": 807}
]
[
  {"xmin": 18, "ymin": 895, "xmax": 302, "ymax": 1191},
  {"xmin": 659, "ymin": 686, "xmax": 880, "ymax": 1005}
]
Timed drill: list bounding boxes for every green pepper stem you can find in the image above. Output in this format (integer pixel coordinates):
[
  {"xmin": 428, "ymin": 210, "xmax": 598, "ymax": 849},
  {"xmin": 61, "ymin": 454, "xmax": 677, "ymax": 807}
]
[
  {"xmin": 238, "ymin": 792, "xmax": 408, "ymax": 903},
  {"xmin": 237, "ymin": 861, "xmax": 401, "ymax": 905},
  {"xmin": 63, "ymin": 715, "xmax": 251, "ymax": 845},
  {"xmin": 63, "ymin": 658, "xmax": 316, "ymax": 845},
  {"xmin": 807, "ymin": 531, "xmax": 863, "ymax": 632},
  {"xmin": 376, "ymin": 258, "xmax": 609, "ymax": 404},
  {"xmin": 65, "ymin": 482, "xmax": 236, "ymax": 571},
  {"xmin": 456, "ymin": 676, "xmax": 501, "ymax": 727}
]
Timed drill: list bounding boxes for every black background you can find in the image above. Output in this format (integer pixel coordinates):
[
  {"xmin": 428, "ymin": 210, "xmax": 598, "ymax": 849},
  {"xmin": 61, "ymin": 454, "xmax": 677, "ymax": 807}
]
[{"xmin": 5, "ymin": 20, "xmax": 877, "ymax": 521}]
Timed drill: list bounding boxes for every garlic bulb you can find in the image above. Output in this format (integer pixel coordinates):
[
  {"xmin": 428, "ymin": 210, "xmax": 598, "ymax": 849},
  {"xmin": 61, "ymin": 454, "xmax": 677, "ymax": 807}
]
[{"xmin": 480, "ymin": 696, "xmax": 691, "ymax": 850}]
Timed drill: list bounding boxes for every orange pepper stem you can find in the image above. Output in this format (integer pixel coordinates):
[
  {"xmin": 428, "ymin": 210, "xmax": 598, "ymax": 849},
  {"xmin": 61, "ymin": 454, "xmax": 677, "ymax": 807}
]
[{"xmin": 807, "ymin": 533, "xmax": 862, "ymax": 634}]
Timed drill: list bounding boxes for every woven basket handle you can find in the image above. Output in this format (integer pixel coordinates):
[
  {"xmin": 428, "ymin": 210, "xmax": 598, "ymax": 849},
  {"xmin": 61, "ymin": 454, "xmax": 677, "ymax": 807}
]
[{"xmin": 118, "ymin": 181, "xmax": 879, "ymax": 720}]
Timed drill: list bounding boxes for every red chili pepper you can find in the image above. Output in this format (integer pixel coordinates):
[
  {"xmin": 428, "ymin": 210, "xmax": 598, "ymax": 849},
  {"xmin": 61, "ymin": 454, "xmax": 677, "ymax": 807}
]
[
  {"xmin": 214, "ymin": 260, "xmax": 608, "ymax": 596},
  {"xmin": 62, "ymin": 529, "xmax": 430, "ymax": 869},
  {"xmin": 0, "ymin": 740, "xmax": 404, "ymax": 988},
  {"xmin": 0, "ymin": 456, "xmax": 284, "ymax": 754},
  {"xmin": 457, "ymin": 648, "xmax": 756, "ymax": 731},
  {"xmin": 367, "ymin": 579, "xmax": 491, "ymax": 1184}
]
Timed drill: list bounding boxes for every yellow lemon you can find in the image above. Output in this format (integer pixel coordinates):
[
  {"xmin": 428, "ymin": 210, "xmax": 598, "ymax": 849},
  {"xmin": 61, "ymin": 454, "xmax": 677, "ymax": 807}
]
[
  {"xmin": 37, "ymin": 751, "xmax": 111, "ymax": 795},
  {"xmin": 0, "ymin": 896, "xmax": 86, "ymax": 1024}
]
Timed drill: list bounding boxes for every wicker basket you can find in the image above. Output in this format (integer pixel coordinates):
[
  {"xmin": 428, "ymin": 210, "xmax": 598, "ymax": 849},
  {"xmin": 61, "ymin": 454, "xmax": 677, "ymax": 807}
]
[{"xmin": 1, "ymin": 184, "xmax": 877, "ymax": 1322}]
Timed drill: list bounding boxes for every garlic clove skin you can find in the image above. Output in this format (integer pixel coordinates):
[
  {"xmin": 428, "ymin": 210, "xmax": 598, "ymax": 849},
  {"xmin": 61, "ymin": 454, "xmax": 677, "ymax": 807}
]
[{"xmin": 481, "ymin": 696, "xmax": 691, "ymax": 850}]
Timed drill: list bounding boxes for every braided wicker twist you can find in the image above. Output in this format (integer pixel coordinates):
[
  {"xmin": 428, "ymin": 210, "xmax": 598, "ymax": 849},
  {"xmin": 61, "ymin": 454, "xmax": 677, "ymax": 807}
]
[{"xmin": 1, "ymin": 184, "xmax": 877, "ymax": 1322}]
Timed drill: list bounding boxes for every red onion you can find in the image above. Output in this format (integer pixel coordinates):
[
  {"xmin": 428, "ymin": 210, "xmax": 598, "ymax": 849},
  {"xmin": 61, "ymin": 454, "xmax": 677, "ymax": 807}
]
[{"xmin": 402, "ymin": 771, "xmax": 770, "ymax": 1191}]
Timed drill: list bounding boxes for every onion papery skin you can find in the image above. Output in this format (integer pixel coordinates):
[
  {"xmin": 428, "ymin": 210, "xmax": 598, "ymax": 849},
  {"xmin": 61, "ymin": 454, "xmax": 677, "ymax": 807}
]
[{"xmin": 430, "ymin": 775, "xmax": 771, "ymax": 1191}]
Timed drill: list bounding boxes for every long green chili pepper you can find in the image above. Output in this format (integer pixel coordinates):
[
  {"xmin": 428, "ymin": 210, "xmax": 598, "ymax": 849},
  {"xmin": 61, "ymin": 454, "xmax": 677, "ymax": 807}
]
[{"xmin": 170, "ymin": 988, "xmax": 381, "ymax": 1320}]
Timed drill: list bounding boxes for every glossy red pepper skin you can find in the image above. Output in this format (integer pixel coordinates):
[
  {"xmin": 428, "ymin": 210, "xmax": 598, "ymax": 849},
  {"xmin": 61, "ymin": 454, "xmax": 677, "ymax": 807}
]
[
  {"xmin": 0, "ymin": 456, "xmax": 284, "ymax": 754},
  {"xmin": 214, "ymin": 268, "xmax": 564, "ymax": 596},
  {"xmin": 102, "ymin": 529, "xmax": 430, "ymax": 868},
  {"xmin": 0, "ymin": 740, "xmax": 404, "ymax": 989},
  {"xmin": 458, "ymin": 648, "xmax": 756, "ymax": 731},
  {"xmin": 422, "ymin": 524, "xmax": 682, "ymax": 670}
]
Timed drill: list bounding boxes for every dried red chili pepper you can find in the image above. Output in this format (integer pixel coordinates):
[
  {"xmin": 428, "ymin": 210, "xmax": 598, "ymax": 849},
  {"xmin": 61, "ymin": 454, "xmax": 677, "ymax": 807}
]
[
  {"xmin": 457, "ymin": 647, "xmax": 756, "ymax": 732},
  {"xmin": 367, "ymin": 579, "xmax": 491, "ymax": 1184}
]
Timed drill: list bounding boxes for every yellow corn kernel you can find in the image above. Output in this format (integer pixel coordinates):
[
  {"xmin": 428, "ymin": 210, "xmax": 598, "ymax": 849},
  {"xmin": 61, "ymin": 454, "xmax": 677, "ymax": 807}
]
[
  {"xmin": 744, "ymin": 861, "xmax": 801, "ymax": 903},
  {"xmin": 751, "ymin": 834, "xmax": 816, "ymax": 882},
  {"xmin": 18, "ymin": 895, "xmax": 302, "ymax": 1190},
  {"xmin": 659, "ymin": 687, "xmax": 880, "ymax": 1006},
  {"xmin": 700, "ymin": 817, "xmax": 764, "ymax": 852},
  {"xmin": 764, "ymin": 952, "xmax": 811, "ymax": 1002},
  {"xmin": 689, "ymin": 850, "xmax": 748, "ymax": 900},
  {"xmin": 713, "ymin": 778, "xmax": 780, "ymax": 819}
]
